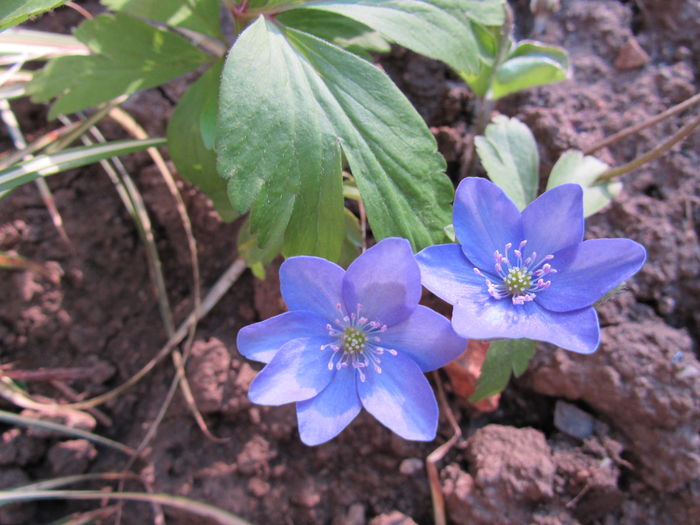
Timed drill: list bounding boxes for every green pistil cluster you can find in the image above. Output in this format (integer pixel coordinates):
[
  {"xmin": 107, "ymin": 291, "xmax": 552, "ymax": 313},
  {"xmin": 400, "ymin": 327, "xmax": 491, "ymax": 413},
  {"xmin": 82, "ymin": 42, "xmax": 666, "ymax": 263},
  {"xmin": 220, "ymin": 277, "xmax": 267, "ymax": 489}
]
[
  {"xmin": 504, "ymin": 267, "xmax": 533, "ymax": 295},
  {"xmin": 343, "ymin": 327, "xmax": 367, "ymax": 354}
]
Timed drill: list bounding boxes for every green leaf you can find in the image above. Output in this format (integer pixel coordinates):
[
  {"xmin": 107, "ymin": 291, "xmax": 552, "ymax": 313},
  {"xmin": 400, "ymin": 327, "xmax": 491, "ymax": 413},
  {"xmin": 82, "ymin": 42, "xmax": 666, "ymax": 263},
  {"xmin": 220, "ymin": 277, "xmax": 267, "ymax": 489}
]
[
  {"xmin": 0, "ymin": 1, "xmax": 67, "ymax": 31},
  {"xmin": 338, "ymin": 208, "xmax": 363, "ymax": 268},
  {"xmin": 216, "ymin": 17, "xmax": 453, "ymax": 260},
  {"xmin": 167, "ymin": 63, "xmax": 237, "ymax": 222},
  {"xmin": 27, "ymin": 13, "xmax": 210, "ymax": 119},
  {"xmin": 469, "ymin": 339, "xmax": 536, "ymax": 402},
  {"xmin": 546, "ymin": 150, "xmax": 622, "ymax": 217},
  {"xmin": 474, "ymin": 115, "xmax": 539, "ymax": 209},
  {"xmin": 0, "ymin": 138, "xmax": 165, "ymax": 197},
  {"xmin": 288, "ymin": 0, "xmax": 506, "ymax": 75},
  {"xmin": 236, "ymin": 216, "xmax": 285, "ymax": 277},
  {"xmin": 101, "ymin": 0, "xmax": 222, "ymax": 38},
  {"xmin": 490, "ymin": 41, "xmax": 569, "ymax": 100},
  {"xmin": 276, "ymin": 9, "xmax": 390, "ymax": 57}
]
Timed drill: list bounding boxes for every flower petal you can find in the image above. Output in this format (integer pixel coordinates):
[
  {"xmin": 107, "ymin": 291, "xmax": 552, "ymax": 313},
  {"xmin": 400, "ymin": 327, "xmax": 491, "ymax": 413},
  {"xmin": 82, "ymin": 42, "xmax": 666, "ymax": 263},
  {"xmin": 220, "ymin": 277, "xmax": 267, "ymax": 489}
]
[
  {"xmin": 237, "ymin": 311, "xmax": 330, "ymax": 363},
  {"xmin": 280, "ymin": 256, "xmax": 345, "ymax": 320},
  {"xmin": 248, "ymin": 338, "xmax": 335, "ymax": 405},
  {"xmin": 453, "ymin": 297, "xmax": 600, "ymax": 354},
  {"xmin": 358, "ymin": 352, "xmax": 438, "ymax": 441},
  {"xmin": 521, "ymin": 183, "xmax": 583, "ymax": 256},
  {"xmin": 342, "ymin": 238, "xmax": 421, "ymax": 326},
  {"xmin": 296, "ymin": 366, "xmax": 362, "ymax": 446},
  {"xmin": 416, "ymin": 243, "xmax": 487, "ymax": 306},
  {"xmin": 381, "ymin": 306, "xmax": 466, "ymax": 372},
  {"xmin": 537, "ymin": 238, "xmax": 646, "ymax": 312},
  {"xmin": 453, "ymin": 177, "xmax": 523, "ymax": 271}
]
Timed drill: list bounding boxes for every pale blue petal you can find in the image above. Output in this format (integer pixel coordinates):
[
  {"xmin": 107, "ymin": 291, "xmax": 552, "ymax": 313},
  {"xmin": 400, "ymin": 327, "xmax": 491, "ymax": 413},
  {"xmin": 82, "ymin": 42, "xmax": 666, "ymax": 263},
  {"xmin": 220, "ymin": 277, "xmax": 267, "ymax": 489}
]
[
  {"xmin": 358, "ymin": 352, "xmax": 438, "ymax": 441},
  {"xmin": 521, "ymin": 183, "xmax": 583, "ymax": 257},
  {"xmin": 280, "ymin": 256, "xmax": 344, "ymax": 321},
  {"xmin": 537, "ymin": 239, "xmax": 646, "ymax": 312},
  {"xmin": 453, "ymin": 297, "xmax": 600, "ymax": 354},
  {"xmin": 237, "ymin": 311, "xmax": 330, "ymax": 363},
  {"xmin": 342, "ymin": 238, "xmax": 421, "ymax": 327},
  {"xmin": 381, "ymin": 306, "xmax": 466, "ymax": 372},
  {"xmin": 416, "ymin": 243, "xmax": 487, "ymax": 306},
  {"xmin": 453, "ymin": 178, "xmax": 523, "ymax": 271},
  {"xmin": 248, "ymin": 338, "xmax": 335, "ymax": 405},
  {"xmin": 296, "ymin": 366, "xmax": 361, "ymax": 446}
]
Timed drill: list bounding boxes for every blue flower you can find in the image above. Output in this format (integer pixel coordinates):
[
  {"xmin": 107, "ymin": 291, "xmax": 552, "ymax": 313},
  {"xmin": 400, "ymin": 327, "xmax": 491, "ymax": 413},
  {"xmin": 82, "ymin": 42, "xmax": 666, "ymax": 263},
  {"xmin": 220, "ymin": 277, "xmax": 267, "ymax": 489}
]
[
  {"xmin": 416, "ymin": 178, "xmax": 646, "ymax": 354},
  {"xmin": 237, "ymin": 238, "xmax": 466, "ymax": 446}
]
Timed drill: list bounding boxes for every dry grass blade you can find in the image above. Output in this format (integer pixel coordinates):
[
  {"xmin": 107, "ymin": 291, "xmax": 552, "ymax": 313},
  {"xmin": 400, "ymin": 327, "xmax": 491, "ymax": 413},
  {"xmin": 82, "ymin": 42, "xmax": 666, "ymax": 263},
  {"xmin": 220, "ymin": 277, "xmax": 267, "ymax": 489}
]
[
  {"xmin": 0, "ymin": 251, "xmax": 57, "ymax": 282},
  {"xmin": 585, "ymin": 92, "xmax": 700, "ymax": 154},
  {"xmin": 595, "ymin": 111, "xmax": 700, "ymax": 182},
  {"xmin": 0, "ymin": 490, "xmax": 252, "ymax": 525},
  {"xmin": 426, "ymin": 371, "xmax": 463, "ymax": 525},
  {"xmin": 0, "ymin": 409, "xmax": 135, "ymax": 456},
  {"xmin": 108, "ymin": 107, "xmax": 216, "ymax": 442},
  {"xmin": 0, "ymin": 99, "xmax": 71, "ymax": 245}
]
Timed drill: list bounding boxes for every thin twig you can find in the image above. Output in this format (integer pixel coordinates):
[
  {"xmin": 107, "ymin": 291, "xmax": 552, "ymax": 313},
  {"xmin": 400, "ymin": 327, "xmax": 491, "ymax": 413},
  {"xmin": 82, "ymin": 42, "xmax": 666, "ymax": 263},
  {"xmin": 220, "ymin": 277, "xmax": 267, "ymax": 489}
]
[
  {"xmin": 595, "ymin": 111, "xmax": 700, "ymax": 182},
  {"xmin": 426, "ymin": 371, "xmax": 462, "ymax": 525},
  {"xmin": 584, "ymin": 92, "xmax": 700, "ymax": 154}
]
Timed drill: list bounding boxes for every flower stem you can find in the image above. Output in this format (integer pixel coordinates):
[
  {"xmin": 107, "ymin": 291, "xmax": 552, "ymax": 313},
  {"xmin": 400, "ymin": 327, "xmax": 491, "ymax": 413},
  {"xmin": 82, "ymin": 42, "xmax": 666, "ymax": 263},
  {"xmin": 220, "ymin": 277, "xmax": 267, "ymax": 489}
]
[
  {"xmin": 585, "ymin": 91, "xmax": 700, "ymax": 154},
  {"xmin": 594, "ymin": 111, "xmax": 700, "ymax": 182}
]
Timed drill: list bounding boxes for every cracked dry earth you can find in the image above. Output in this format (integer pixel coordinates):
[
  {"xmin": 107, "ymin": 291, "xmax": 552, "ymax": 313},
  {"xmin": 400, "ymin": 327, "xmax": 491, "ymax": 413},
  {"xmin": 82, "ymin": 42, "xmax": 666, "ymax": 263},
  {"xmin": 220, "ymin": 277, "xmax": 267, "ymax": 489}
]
[{"xmin": 0, "ymin": 0, "xmax": 698, "ymax": 524}]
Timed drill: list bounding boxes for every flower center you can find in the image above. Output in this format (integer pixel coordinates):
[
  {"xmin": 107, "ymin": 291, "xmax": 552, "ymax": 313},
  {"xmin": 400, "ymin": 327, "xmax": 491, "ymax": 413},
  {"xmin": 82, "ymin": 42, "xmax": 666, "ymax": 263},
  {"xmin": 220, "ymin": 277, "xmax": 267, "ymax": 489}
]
[
  {"xmin": 320, "ymin": 304, "xmax": 398, "ymax": 382},
  {"xmin": 343, "ymin": 327, "xmax": 367, "ymax": 353},
  {"xmin": 474, "ymin": 240, "xmax": 557, "ymax": 305}
]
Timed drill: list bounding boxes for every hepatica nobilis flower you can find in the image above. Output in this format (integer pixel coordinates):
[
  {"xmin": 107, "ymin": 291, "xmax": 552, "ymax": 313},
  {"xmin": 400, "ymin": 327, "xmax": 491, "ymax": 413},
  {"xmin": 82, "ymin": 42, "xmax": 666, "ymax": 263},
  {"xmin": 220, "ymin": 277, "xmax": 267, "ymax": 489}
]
[
  {"xmin": 416, "ymin": 178, "xmax": 646, "ymax": 354},
  {"xmin": 237, "ymin": 238, "xmax": 465, "ymax": 446}
]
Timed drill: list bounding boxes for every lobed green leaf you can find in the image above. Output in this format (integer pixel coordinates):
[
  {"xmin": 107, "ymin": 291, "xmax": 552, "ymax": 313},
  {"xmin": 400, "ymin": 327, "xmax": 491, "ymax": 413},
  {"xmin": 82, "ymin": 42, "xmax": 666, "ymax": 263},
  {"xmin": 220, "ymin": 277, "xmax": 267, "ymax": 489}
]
[
  {"xmin": 287, "ymin": 0, "xmax": 506, "ymax": 75},
  {"xmin": 167, "ymin": 62, "xmax": 238, "ymax": 222},
  {"xmin": 470, "ymin": 339, "xmax": 536, "ymax": 402},
  {"xmin": 101, "ymin": 0, "xmax": 223, "ymax": 38},
  {"xmin": 0, "ymin": 1, "xmax": 67, "ymax": 31},
  {"xmin": 475, "ymin": 115, "xmax": 539, "ymax": 209},
  {"xmin": 28, "ymin": 13, "xmax": 211, "ymax": 119},
  {"xmin": 216, "ymin": 17, "xmax": 453, "ymax": 261},
  {"xmin": 546, "ymin": 150, "xmax": 622, "ymax": 217}
]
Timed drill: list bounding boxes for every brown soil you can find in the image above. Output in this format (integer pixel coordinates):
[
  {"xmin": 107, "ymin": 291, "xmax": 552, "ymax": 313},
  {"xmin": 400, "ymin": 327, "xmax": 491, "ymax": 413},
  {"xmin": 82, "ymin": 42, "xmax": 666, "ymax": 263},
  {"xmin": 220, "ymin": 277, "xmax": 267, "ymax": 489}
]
[{"xmin": 1, "ymin": 1, "xmax": 698, "ymax": 524}]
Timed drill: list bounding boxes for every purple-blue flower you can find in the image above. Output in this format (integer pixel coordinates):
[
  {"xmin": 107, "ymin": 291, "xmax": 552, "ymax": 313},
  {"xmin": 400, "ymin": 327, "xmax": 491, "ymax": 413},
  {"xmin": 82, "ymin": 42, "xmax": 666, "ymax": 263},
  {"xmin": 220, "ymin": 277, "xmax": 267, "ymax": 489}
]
[
  {"xmin": 416, "ymin": 178, "xmax": 646, "ymax": 354},
  {"xmin": 237, "ymin": 238, "xmax": 466, "ymax": 446}
]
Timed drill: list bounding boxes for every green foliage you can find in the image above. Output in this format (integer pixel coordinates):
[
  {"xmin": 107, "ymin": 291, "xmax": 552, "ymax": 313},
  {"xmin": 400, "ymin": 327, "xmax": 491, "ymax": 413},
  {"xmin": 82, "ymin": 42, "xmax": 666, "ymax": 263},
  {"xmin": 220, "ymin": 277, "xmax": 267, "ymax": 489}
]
[
  {"xmin": 547, "ymin": 150, "xmax": 622, "ymax": 217},
  {"xmin": 0, "ymin": 0, "xmax": 67, "ymax": 31},
  {"xmin": 461, "ymin": 32, "xmax": 569, "ymax": 100},
  {"xmin": 288, "ymin": 0, "xmax": 506, "ymax": 75},
  {"xmin": 276, "ymin": 10, "xmax": 391, "ymax": 57},
  {"xmin": 475, "ymin": 115, "xmax": 539, "ymax": 209},
  {"xmin": 28, "ymin": 13, "xmax": 211, "ymax": 119},
  {"xmin": 167, "ymin": 62, "xmax": 238, "ymax": 222},
  {"xmin": 216, "ymin": 17, "xmax": 454, "ymax": 261},
  {"xmin": 470, "ymin": 339, "xmax": 536, "ymax": 401},
  {"xmin": 101, "ymin": 0, "xmax": 223, "ymax": 38},
  {"xmin": 0, "ymin": 138, "xmax": 165, "ymax": 198}
]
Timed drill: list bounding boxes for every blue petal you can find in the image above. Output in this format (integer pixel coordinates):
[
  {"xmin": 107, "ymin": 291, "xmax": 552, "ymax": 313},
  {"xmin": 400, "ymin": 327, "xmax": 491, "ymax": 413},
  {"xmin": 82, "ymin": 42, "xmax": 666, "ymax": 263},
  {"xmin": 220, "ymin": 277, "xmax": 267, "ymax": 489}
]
[
  {"xmin": 280, "ymin": 256, "xmax": 344, "ymax": 321},
  {"xmin": 521, "ymin": 183, "xmax": 583, "ymax": 257},
  {"xmin": 248, "ymin": 338, "xmax": 335, "ymax": 405},
  {"xmin": 453, "ymin": 178, "xmax": 523, "ymax": 271},
  {"xmin": 342, "ymin": 238, "xmax": 421, "ymax": 327},
  {"xmin": 416, "ymin": 243, "xmax": 487, "ymax": 306},
  {"xmin": 296, "ymin": 366, "xmax": 362, "ymax": 446},
  {"xmin": 380, "ymin": 306, "xmax": 466, "ymax": 372},
  {"xmin": 358, "ymin": 352, "xmax": 438, "ymax": 440},
  {"xmin": 237, "ymin": 311, "xmax": 330, "ymax": 363},
  {"xmin": 537, "ymin": 238, "xmax": 646, "ymax": 312},
  {"xmin": 453, "ymin": 297, "xmax": 600, "ymax": 354}
]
